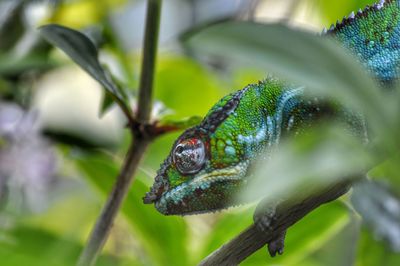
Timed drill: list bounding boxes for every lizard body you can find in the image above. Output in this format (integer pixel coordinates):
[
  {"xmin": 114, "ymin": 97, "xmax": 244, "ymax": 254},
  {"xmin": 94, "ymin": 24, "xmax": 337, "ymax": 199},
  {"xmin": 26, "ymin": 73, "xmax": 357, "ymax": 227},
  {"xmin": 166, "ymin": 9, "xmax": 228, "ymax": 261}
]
[
  {"xmin": 144, "ymin": 0, "xmax": 399, "ymax": 223},
  {"xmin": 145, "ymin": 79, "xmax": 339, "ymax": 214}
]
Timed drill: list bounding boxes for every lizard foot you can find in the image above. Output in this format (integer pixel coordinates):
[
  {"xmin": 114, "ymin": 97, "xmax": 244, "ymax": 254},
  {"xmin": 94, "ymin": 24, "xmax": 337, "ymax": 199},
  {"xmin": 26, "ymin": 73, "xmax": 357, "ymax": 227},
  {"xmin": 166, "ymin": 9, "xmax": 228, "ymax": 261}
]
[
  {"xmin": 267, "ymin": 231, "xmax": 286, "ymax": 257},
  {"xmin": 253, "ymin": 198, "xmax": 286, "ymax": 257}
]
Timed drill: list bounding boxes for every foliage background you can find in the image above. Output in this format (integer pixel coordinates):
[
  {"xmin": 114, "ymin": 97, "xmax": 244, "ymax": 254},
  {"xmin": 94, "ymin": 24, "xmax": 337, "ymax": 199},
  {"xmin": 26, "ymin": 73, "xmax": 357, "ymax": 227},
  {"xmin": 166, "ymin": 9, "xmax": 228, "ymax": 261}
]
[{"xmin": 0, "ymin": 0, "xmax": 399, "ymax": 265}]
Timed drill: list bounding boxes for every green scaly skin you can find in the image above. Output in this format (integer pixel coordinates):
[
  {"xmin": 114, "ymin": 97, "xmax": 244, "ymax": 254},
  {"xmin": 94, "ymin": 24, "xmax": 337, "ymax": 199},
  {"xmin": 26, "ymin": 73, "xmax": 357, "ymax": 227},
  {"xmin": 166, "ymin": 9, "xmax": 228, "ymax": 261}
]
[{"xmin": 144, "ymin": 0, "xmax": 400, "ymax": 218}]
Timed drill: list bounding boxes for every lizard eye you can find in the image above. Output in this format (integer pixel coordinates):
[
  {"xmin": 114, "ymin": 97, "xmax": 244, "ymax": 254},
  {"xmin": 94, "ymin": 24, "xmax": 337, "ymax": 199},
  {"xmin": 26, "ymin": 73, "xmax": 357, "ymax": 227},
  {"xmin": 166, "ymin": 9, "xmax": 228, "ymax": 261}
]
[{"xmin": 173, "ymin": 138, "xmax": 206, "ymax": 174}]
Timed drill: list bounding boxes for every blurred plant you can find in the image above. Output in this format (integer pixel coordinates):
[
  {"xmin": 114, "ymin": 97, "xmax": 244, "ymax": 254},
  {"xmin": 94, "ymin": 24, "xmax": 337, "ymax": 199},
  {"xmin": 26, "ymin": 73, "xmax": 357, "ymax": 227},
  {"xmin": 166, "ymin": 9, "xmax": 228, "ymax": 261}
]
[
  {"xmin": 352, "ymin": 180, "xmax": 400, "ymax": 252},
  {"xmin": 182, "ymin": 5, "xmax": 400, "ymax": 265},
  {"xmin": 0, "ymin": 102, "xmax": 57, "ymax": 213},
  {"xmin": 1, "ymin": 0, "xmax": 400, "ymax": 266},
  {"xmin": 37, "ymin": 0, "xmax": 192, "ymax": 265}
]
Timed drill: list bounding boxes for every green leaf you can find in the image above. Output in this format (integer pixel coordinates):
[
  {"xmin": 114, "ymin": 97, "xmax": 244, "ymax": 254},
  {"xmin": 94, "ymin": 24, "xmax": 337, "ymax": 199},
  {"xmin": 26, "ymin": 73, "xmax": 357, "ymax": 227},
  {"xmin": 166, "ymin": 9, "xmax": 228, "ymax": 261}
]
[
  {"xmin": 238, "ymin": 125, "xmax": 373, "ymax": 204},
  {"xmin": 315, "ymin": 0, "xmax": 377, "ymax": 24},
  {"xmin": 100, "ymin": 91, "xmax": 115, "ymax": 116},
  {"xmin": 368, "ymin": 153, "xmax": 400, "ymax": 194},
  {"xmin": 157, "ymin": 115, "xmax": 203, "ymax": 131},
  {"xmin": 0, "ymin": 53, "xmax": 57, "ymax": 75},
  {"xmin": 99, "ymin": 64, "xmax": 132, "ymax": 117},
  {"xmin": 0, "ymin": 226, "xmax": 115, "ymax": 266},
  {"xmin": 184, "ymin": 21, "xmax": 399, "ymax": 152},
  {"xmin": 356, "ymin": 228, "xmax": 400, "ymax": 266},
  {"xmin": 101, "ymin": 63, "xmax": 131, "ymax": 100},
  {"xmin": 198, "ymin": 207, "xmax": 255, "ymax": 260},
  {"xmin": 154, "ymin": 56, "xmax": 225, "ymax": 119},
  {"xmin": 300, "ymin": 213, "xmax": 360, "ymax": 266},
  {"xmin": 0, "ymin": 136, "xmax": 5, "ymax": 147},
  {"xmin": 38, "ymin": 24, "xmax": 132, "ymax": 119},
  {"xmin": 351, "ymin": 180, "xmax": 400, "ymax": 252}
]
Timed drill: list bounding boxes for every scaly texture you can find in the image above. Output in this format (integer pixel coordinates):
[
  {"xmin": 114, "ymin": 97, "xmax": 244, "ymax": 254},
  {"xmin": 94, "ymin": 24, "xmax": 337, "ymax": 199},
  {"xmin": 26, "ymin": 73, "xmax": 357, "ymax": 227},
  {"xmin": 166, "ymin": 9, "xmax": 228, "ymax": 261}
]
[
  {"xmin": 326, "ymin": 0, "xmax": 400, "ymax": 83},
  {"xmin": 144, "ymin": 0, "xmax": 400, "ymax": 215}
]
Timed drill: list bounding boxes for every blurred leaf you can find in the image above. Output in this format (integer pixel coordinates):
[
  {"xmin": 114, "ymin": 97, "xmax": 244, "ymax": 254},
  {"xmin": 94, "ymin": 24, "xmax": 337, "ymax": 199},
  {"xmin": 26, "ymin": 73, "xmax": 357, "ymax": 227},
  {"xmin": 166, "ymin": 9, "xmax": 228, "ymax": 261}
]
[
  {"xmin": 49, "ymin": 1, "xmax": 103, "ymax": 29},
  {"xmin": 184, "ymin": 21, "xmax": 400, "ymax": 151},
  {"xmin": 100, "ymin": 91, "xmax": 115, "ymax": 116},
  {"xmin": 0, "ymin": 0, "xmax": 24, "ymax": 51},
  {"xmin": 76, "ymin": 153, "xmax": 189, "ymax": 266},
  {"xmin": 352, "ymin": 180, "xmax": 400, "ymax": 251},
  {"xmin": 102, "ymin": 63, "xmax": 131, "ymax": 100},
  {"xmin": 48, "ymin": 0, "xmax": 127, "ymax": 29},
  {"xmin": 38, "ymin": 24, "xmax": 132, "ymax": 119},
  {"xmin": 369, "ymin": 153, "xmax": 400, "ymax": 194},
  {"xmin": 356, "ymin": 228, "xmax": 400, "ymax": 266},
  {"xmin": 183, "ymin": 16, "xmax": 400, "ymax": 266},
  {"xmin": 0, "ymin": 136, "xmax": 5, "ymax": 147},
  {"xmin": 0, "ymin": 226, "xmax": 114, "ymax": 266},
  {"xmin": 0, "ymin": 54, "xmax": 56, "ymax": 75},
  {"xmin": 199, "ymin": 208, "xmax": 254, "ymax": 260},
  {"xmin": 238, "ymin": 125, "xmax": 372, "ymax": 203},
  {"xmin": 315, "ymin": 0, "xmax": 376, "ymax": 25},
  {"xmin": 304, "ymin": 212, "xmax": 360, "ymax": 266},
  {"xmin": 157, "ymin": 115, "xmax": 203, "ymax": 132},
  {"xmin": 155, "ymin": 57, "xmax": 225, "ymax": 119},
  {"xmin": 44, "ymin": 130, "xmax": 119, "ymax": 149}
]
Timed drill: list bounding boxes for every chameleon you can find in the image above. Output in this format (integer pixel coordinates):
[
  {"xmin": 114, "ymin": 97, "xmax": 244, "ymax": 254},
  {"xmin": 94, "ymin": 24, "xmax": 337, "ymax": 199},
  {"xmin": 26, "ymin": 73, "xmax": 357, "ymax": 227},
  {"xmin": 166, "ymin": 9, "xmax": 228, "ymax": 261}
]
[{"xmin": 144, "ymin": 0, "xmax": 400, "ymax": 257}]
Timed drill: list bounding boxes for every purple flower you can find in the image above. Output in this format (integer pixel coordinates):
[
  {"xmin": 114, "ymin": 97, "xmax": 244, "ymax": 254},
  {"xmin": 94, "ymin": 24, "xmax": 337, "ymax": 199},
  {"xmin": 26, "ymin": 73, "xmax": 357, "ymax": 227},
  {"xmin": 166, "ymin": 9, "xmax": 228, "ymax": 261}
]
[{"xmin": 0, "ymin": 102, "xmax": 57, "ymax": 213}]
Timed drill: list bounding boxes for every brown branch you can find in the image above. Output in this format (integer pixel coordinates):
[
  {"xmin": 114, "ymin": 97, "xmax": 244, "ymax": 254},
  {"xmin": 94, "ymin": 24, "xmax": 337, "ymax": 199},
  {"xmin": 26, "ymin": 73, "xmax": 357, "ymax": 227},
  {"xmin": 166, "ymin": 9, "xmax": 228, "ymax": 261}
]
[
  {"xmin": 77, "ymin": 139, "xmax": 150, "ymax": 266},
  {"xmin": 77, "ymin": 1, "xmax": 162, "ymax": 265},
  {"xmin": 198, "ymin": 181, "xmax": 352, "ymax": 266}
]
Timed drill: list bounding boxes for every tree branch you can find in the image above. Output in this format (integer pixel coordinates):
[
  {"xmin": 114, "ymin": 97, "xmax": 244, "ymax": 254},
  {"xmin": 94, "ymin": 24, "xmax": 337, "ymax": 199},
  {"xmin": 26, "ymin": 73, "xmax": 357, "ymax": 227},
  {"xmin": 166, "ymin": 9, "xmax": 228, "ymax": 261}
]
[
  {"xmin": 77, "ymin": 1, "xmax": 162, "ymax": 265},
  {"xmin": 198, "ymin": 181, "xmax": 352, "ymax": 266}
]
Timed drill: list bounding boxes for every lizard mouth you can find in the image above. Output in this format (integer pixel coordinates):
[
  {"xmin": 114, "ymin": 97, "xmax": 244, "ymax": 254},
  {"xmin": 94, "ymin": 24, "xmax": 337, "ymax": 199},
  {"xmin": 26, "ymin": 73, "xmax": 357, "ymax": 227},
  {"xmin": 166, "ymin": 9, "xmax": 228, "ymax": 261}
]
[
  {"xmin": 143, "ymin": 174, "xmax": 167, "ymax": 204},
  {"xmin": 153, "ymin": 162, "xmax": 249, "ymax": 215},
  {"xmin": 143, "ymin": 156, "xmax": 172, "ymax": 204}
]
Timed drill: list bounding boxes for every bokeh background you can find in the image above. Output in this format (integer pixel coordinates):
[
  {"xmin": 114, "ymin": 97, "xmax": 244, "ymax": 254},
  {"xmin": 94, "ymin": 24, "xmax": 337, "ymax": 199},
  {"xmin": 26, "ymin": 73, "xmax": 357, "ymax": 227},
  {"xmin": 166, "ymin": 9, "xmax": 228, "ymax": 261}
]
[{"xmin": 0, "ymin": 0, "xmax": 399, "ymax": 265}]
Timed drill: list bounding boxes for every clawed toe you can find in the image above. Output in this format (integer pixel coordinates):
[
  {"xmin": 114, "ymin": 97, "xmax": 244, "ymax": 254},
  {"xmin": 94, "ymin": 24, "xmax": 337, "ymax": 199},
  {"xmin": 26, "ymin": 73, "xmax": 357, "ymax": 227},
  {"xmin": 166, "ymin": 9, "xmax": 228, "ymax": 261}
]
[
  {"xmin": 253, "ymin": 198, "xmax": 287, "ymax": 258},
  {"xmin": 267, "ymin": 231, "xmax": 286, "ymax": 257}
]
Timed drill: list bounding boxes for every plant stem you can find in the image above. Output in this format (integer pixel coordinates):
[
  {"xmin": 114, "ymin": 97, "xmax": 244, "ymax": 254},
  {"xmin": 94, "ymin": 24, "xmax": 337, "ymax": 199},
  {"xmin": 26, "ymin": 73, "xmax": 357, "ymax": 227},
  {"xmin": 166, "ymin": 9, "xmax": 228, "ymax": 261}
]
[
  {"xmin": 77, "ymin": 140, "xmax": 150, "ymax": 266},
  {"xmin": 138, "ymin": 0, "xmax": 162, "ymax": 124},
  {"xmin": 77, "ymin": 0, "xmax": 162, "ymax": 265}
]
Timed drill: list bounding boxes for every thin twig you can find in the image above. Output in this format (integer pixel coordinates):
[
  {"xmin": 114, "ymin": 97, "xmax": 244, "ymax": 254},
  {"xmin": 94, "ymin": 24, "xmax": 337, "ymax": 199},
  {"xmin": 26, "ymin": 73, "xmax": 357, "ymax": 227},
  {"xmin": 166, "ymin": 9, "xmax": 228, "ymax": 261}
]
[
  {"xmin": 198, "ymin": 181, "xmax": 352, "ymax": 266},
  {"xmin": 77, "ymin": 140, "xmax": 150, "ymax": 266},
  {"xmin": 77, "ymin": 1, "xmax": 162, "ymax": 265},
  {"xmin": 137, "ymin": 0, "xmax": 162, "ymax": 124}
]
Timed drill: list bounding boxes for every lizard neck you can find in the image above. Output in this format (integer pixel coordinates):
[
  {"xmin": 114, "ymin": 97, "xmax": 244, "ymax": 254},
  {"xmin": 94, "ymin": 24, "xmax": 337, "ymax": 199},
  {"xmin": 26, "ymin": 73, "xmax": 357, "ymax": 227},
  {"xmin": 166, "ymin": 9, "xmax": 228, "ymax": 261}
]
[
  {"xmin": 269, "ymin": 86, "xmax": 305, "ymax": 146},
  {"xmin": 205, "ymin": 79, "xmax": 338, "ymax": 170},
  {"xmin": 234, "ymin": 81, "xmax": 305, "ymax": 160}
]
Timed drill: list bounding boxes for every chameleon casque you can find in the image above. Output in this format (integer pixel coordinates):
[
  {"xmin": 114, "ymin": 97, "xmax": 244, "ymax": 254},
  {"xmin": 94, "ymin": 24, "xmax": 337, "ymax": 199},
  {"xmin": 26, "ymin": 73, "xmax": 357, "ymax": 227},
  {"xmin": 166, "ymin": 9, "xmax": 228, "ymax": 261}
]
[{"xmin": 144, "ymin": 0, "xmax": 400, "ymax": 257}]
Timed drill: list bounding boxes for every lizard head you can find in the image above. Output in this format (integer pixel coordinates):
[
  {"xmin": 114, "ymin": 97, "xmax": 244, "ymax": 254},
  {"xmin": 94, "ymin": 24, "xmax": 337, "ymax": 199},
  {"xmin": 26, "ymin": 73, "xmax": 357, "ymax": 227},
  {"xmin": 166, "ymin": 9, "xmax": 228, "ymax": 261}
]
[{"xmin": 143, "ymin": 88, "xmax": 252, "ymax": 215}]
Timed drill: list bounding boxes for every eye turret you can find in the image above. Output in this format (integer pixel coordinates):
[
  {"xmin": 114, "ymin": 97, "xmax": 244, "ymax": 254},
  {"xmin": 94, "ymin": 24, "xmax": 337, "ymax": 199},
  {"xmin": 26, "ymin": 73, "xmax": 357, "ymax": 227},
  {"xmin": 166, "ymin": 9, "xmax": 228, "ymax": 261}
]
[{"xmin": 173, "ymin": 138, "xmax": 206, "ymax": 174}]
